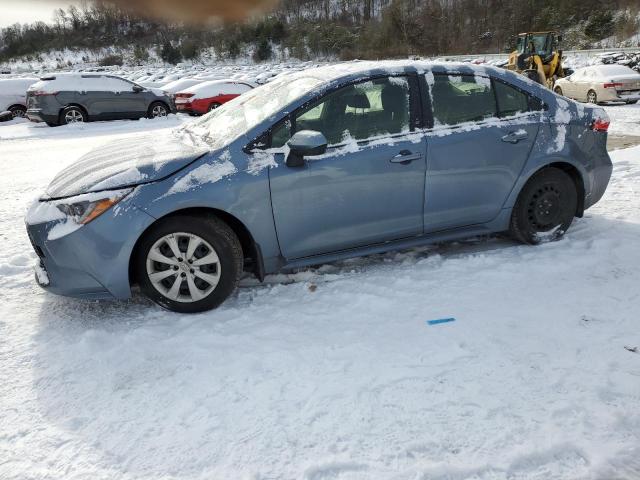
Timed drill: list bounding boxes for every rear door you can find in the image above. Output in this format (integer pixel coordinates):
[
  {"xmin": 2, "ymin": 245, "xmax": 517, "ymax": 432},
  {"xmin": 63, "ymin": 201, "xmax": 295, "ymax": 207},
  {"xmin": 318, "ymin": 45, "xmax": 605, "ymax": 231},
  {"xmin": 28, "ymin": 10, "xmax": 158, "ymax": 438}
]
[
  {"xmin": 423, "ymin": 72, "xmax": 543, "ymax": 233},
  {"xmin": 267, "ymin": 75, "xmax": 427, "ymax": 260}
]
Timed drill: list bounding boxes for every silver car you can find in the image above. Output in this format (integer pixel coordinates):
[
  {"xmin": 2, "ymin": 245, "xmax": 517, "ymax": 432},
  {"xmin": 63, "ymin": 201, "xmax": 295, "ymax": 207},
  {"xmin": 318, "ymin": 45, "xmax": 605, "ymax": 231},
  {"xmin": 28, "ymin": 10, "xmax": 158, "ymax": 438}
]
[{"xmin": 554, "ymin": 65, "xmax": 640, "ymax": 104}]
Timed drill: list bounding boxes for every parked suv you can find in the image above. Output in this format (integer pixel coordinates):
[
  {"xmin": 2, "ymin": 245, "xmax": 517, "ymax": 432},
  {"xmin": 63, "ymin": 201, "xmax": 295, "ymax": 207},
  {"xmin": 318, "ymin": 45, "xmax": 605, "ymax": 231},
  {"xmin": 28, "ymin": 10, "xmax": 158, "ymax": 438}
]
[{"xmin": 26, "ymin": 73, "xmax": 175, "ymax": 126}]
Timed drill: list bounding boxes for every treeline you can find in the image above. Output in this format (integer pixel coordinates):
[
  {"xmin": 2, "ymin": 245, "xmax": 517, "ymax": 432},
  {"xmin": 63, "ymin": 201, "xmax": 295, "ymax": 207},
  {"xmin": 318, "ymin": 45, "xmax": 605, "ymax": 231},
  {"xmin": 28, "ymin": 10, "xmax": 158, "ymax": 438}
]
[{"xmin": 1, "ymin": 0, "xmax": 639, "ymax": 64}]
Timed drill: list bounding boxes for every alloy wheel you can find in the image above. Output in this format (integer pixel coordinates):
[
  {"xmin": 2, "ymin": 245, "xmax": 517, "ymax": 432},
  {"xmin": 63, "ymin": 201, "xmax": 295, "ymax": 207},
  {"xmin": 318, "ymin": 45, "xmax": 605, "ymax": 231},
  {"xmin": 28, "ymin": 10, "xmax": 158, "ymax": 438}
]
[
  {"xmin": 10, "ymin": 107, "xmax": 26, "ymax": 118},
  {"xmin": 152, "ymin": 105, "xmax": 168, "ymax": 117},
  {"xmin": 64, "ymin": 109, "xmax": 84, "ymax": 123},
  {"xmin": 146, "ymin": 232, "xmax": 221, "ymax": 303}
]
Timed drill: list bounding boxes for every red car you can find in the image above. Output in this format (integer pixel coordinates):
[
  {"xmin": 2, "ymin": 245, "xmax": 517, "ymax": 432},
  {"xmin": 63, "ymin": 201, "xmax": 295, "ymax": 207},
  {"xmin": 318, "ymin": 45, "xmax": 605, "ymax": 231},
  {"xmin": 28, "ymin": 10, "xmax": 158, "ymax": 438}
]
[{"xmin": 174, "ymin": 80, "xmax": 255, "ymax": 115}]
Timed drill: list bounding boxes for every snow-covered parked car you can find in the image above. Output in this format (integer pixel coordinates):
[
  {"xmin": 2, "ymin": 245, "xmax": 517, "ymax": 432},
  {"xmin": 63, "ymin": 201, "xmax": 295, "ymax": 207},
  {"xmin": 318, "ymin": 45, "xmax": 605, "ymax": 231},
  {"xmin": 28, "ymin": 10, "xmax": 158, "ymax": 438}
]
[
  {"xmin": 554, "ymin": 65, "xmax": 640, "ymax": 104},
  {"xmin": 0, "ymin": 77, "xmax": 38, "ymax": 118},
  {"xmin": 26, "ymin": 73, "xmax": 176, "ymax": 126},
  {"xmin": 25, "ymin": 61, "xmax": 612, "ymax": 313},
  {"xmin": 174, "ymin": 79, "xmax": 255, "ymax": 115},
  {"xmin": 161, "ymin": 77, "xmax": 206, "ymax": 95}
]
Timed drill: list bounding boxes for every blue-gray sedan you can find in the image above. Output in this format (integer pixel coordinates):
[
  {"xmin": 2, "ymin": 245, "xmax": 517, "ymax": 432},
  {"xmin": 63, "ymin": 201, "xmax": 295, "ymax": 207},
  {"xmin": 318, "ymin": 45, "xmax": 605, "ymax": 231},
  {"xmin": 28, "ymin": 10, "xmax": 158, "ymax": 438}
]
[{"xmin": 26, "ymin": 61, "xmax": 613, "ymax": 313}]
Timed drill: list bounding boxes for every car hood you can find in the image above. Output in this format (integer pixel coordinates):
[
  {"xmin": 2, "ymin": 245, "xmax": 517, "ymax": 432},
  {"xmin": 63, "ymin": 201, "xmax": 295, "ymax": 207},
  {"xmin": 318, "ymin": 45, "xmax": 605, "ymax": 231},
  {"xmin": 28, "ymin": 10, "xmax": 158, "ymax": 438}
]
[{"xmin": 45, "ymin": 133, "xmax": 208, "ymax": 199}]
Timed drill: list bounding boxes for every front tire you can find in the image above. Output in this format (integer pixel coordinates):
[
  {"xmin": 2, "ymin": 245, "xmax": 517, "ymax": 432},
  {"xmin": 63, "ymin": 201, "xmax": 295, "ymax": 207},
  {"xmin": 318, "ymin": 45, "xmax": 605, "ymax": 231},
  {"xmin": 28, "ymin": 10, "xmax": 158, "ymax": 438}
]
[
  {"xmin": 135, "ymin": 215, "xmax": 243, "ymax": 313},
  {"xmin": 587, "ymin": 90, "xmax": 598, "ymax": 104},
  {"xmin": 207, "ymin": 102, "xmax": 221, "ymax": 112},
  {"xmin": 626, "ymin": 100, "xmax": 638, "ymax": 105},
  {"xmin": 510, "ymin": 167, "xmax": 578, "ymax": 245},
  {"xmin": 148, "ymin": 101, "xmax": 169, "ymax": 118},
  {"xmin": 554, "ymin": 86, "xmax": 563, "ymax": 96}
]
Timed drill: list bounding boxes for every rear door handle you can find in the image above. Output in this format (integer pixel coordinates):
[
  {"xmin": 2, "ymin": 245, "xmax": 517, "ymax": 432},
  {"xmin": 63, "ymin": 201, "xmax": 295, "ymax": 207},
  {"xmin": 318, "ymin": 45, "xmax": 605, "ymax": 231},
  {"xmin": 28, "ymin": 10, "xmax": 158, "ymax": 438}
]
[
  {"xmin": 501, "ymin": 130, "xmax": 528, "ymax": 144},
  {"xmin": 390, "ymin": 150, "xmax": 422, "ymax": 164}
]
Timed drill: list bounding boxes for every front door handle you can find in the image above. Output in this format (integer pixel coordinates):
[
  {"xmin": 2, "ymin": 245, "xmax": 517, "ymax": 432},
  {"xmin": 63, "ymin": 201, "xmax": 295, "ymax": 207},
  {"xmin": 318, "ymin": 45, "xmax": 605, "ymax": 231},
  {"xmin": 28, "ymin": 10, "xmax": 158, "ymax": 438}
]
[
  {"xmin": 390, "ymin": 150, "xmax": 422, "ymax": 164},
  {"xmin": 501, "ymin": 130, "xmax": 528, "ymax": 144}
]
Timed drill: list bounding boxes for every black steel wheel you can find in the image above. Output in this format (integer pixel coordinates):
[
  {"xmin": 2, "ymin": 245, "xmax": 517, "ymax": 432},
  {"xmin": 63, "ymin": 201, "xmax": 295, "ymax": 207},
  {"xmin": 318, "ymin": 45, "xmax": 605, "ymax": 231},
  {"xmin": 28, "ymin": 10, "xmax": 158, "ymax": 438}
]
[{"xmin": 510, "ymin": 167, "xmax": 578, "ymax": 245}]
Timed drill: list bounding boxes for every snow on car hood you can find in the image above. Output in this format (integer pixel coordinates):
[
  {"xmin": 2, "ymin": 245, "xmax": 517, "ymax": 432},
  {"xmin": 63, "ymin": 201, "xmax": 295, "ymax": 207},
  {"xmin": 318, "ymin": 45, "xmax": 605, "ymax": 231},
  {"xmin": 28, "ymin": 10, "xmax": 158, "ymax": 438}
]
[{"xmin": 45, "ymin": 132, "xmax": 208, "ymax": 199}]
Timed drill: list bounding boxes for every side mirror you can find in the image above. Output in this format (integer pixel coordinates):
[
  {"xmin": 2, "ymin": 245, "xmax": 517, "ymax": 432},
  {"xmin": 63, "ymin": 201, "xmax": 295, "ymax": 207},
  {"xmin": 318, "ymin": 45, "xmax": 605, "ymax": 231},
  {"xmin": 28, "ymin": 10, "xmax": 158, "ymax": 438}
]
[
  {"xmin": 285, "ymin": 130, "xmax": 328, "ymax": 168},
  {"xmin": 132, "ymin": 85, "xmax": 144, "ymax": 93}
]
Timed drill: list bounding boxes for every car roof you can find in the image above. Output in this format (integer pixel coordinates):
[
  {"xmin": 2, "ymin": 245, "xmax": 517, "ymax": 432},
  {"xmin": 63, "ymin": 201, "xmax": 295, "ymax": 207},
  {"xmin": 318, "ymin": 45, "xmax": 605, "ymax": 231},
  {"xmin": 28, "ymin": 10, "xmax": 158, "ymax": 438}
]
[{"xmin": 282, "ymin": 60, "xmax": 506, "ymax": 87}]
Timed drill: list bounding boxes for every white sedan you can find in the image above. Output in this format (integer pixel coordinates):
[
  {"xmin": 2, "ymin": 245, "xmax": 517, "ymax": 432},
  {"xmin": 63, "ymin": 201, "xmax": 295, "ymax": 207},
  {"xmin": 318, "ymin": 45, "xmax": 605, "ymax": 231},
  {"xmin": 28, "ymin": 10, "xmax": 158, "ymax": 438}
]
[{"xmin": 554, "ymin": 65, "xmax": 640, "ymax": 104}]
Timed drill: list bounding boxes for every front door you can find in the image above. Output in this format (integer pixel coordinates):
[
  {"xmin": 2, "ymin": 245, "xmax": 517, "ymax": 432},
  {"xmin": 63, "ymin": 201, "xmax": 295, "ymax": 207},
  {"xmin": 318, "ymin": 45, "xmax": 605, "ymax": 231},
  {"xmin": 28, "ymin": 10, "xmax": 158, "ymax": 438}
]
[
  {"xmin": 268, "ymin": 76, "xmax": 426, "ymax": 260},
  {"xmin": 424, "ymin": 72, "xmax": 543, "ymax": 233}
]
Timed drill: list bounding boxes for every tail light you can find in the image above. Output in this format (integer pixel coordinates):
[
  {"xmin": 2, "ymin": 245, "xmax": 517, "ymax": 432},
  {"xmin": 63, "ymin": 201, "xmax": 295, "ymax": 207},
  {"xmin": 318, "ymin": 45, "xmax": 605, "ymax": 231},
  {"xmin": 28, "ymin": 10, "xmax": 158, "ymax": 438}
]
[
  {"xmin": 30, "ymin": 90, "xmax": 58, "ymax": 96},
  {"xmin": 591, "ymin": 118, "xmax": 610, "ymax": 132},
  {"xmin": 603, "ymin": 82, "xmax": 624, "ymax": 89},
  {"xmin": 175, "ymin": 93, "xmax": 195, "ymax": 98}
]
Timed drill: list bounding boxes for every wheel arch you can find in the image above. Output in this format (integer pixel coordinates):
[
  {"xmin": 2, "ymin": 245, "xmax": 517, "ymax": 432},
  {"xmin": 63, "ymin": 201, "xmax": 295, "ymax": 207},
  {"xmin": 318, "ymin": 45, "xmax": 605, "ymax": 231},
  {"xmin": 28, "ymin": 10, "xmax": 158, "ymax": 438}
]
[
  {"xmin": 515, "ymin": 161, "xmax": 586, "ymax": 218},
  {"xmin": 59, "ymin": 103, "xmax": 88, "ymax": 121},
  {"xmin": 148, "ymin": 99, "xmax": 170, "ymax": 112},
  {"xmin": 7, "ymin": 103, "xmax": 26, "ymax": 111},
  {"xmin": 129, "ymin": 206, "xmax": 264, "ymax": 287}
]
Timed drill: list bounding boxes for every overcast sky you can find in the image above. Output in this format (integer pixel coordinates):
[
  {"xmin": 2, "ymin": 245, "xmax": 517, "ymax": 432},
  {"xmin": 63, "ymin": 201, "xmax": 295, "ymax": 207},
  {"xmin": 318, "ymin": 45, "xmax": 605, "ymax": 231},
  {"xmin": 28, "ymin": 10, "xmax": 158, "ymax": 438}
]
[{"xmin": 0, "ymin": 0, "xmax": 81, "ymax": 27}]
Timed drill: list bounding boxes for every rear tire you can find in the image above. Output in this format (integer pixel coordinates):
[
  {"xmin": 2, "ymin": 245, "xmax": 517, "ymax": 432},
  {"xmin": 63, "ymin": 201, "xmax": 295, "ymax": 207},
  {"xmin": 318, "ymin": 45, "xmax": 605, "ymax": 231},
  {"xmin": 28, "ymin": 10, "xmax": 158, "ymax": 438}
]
[
  {"xmin": 587, "ymin": 90, "xmax": 598, "ymax": 104},
  {"xmin": 60, "ymin": 106, "xmax": 87, "ymax": 125},
  {"xmin": 626, "ymin": 100, "xmax": 638, "ymax": 105},
  {"xmin": 8, "ymin": 105, "xmax": 26, "ymax": 118},
  {"xmin": 207, "ymin": 102, "xmax": 221, "ymax": 112},
  {"xmin": 510, "ymin": 167, "xmax": 578, "ymax": 245},
  {"xmin": 148, "ymin": 101, "xmax": 169, "ymax": 118},
  {"xmin": 554, "ymin": 86, "xmax": 563, "ymax": 96},
  {"xmin": 135, "ymin": 215, "xmax": 243, "ymax": 313}
]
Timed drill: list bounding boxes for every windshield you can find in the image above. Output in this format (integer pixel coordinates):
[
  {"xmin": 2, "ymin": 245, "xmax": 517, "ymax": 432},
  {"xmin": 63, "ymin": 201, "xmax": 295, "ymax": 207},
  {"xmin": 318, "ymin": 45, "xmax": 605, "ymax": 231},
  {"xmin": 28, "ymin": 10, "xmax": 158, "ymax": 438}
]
[
  {"xmin": 521, "ymin": 34, "xmax": 550, "ymax": 55},
  {"xmin": 178, "ymin": 75, "xmax": 326, "ymax": 150}
]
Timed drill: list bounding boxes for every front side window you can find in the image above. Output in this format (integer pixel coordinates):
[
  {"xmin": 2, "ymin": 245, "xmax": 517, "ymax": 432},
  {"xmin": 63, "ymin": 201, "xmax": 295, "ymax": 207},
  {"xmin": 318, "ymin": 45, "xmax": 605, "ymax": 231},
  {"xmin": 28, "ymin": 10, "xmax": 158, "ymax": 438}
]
[
  {"xmin": 275, "ymin": 76, "xmax": 411, "ymax": 147},
  {"xmin": 493, "ymin": 80, "xmax": 530, "ymax": 117},
  {"xmin": 430, "ymin": 74, "xmax": 496, "ymax": 126}
]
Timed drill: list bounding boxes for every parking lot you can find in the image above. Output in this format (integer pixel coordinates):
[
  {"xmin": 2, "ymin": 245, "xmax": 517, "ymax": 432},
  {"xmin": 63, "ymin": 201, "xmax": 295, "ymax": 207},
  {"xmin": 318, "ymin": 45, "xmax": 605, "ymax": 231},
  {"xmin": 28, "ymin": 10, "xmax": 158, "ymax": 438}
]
[{"xmin": 1, "ymin": 91, "xmax": 639, "ymax": 479}]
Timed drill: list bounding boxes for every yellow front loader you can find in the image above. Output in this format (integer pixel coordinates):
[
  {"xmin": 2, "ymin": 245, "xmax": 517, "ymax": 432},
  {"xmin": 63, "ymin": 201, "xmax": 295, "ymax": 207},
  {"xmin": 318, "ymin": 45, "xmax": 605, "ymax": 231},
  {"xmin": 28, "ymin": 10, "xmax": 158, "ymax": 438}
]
[{"xmin": 506, "ymin": 31, "xmax": 565, "ymax": 89}]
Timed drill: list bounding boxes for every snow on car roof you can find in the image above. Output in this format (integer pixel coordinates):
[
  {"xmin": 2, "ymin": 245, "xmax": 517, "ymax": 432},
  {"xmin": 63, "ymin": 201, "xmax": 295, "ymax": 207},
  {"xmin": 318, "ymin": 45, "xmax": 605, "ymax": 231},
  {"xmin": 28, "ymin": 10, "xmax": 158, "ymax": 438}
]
[
  {"xmin": 28, "ymin": 73, "xmax": 137, "ymax": 93},
  {"xmin": 275, "ymin": 60, "xmax": 504, "ymax": 88},
  {"xmin": 0, "ymin": 77, "xmax": 38, "ymax": 95},
  {"xmin": 182, "ymin": 79, "xmax": 255, "ymax": 98},
  {"xmin": 593, "ymin": 65, "xmax": 638, "ymax": 77}
]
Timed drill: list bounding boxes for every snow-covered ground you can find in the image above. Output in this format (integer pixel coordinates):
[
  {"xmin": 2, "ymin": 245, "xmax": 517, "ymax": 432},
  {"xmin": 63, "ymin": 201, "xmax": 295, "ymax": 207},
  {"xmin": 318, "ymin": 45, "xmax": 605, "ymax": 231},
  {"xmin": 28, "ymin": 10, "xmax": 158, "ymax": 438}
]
[
  {"xmin": 1, "ymin": 112, "xmax": 640, "ymax": 479},
  {"xmin": 605, "ymin": 103, "xmax": 640, "ymax": 137}
]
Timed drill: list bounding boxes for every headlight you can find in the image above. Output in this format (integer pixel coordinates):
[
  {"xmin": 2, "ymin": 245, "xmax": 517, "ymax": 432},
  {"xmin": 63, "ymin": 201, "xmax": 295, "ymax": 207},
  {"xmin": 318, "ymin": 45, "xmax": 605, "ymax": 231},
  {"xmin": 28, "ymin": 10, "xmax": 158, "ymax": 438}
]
[{"xmin": 56, "ymin": 188, "xmax": 132, "ymax": 225}]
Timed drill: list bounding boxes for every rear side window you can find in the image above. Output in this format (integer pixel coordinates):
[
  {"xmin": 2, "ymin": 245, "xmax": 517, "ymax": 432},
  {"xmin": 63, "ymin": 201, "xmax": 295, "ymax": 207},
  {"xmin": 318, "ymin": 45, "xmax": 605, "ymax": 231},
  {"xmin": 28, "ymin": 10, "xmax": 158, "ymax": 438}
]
[
  {"xmin": 430, "ymin": 74, "xmax": 496, "ymax": 126},
  {"xmin": 429, "ymin": 73, "xmax": 543, "ymax": 125}
]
